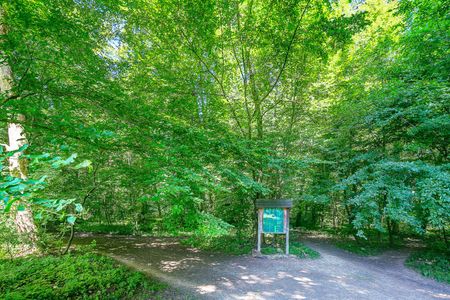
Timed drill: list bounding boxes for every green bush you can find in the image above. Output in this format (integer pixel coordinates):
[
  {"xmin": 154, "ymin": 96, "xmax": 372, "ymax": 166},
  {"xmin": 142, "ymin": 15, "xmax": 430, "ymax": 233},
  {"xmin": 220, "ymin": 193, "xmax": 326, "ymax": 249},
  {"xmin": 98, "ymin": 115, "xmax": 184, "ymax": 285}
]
[
  {"xmin": 0, "ymin": 253, "xmax": 166, "ymax": 299},
  {"xmin": 181, "ymin": 214, "xmax": 254, "ymax": 255},
  {"xmin": 406, "ymin": 249, "xmax": 450, "ymax": 284},
  {"xmin": 0, "ymin": 220, "xmax": 23, "ymax": 259}
]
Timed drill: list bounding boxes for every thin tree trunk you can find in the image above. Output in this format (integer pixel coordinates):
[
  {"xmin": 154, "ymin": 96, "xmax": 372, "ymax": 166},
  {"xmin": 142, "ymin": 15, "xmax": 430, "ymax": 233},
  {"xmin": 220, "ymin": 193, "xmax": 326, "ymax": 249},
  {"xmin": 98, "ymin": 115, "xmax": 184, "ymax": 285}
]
[
  {"xmin": 387, "ymin": 218, "xmax": 394, "ymax": 247},
  {"xmin": 1, "ymin": 9, "xmax": 38, "ymax": 253},
  {"xmin": 8, "ymin": 120, "xmax": 38, "ymax": 241},
  {"xmin": 332, "ymin": 197, "xmax": 337, "ymax": 231},
  {"xmin": 62, "ymin": 224, "xmax": 74, "ymax": 255},
  {"xmin": 441, "ymin": 227, "xmax": 448, "ymax": 248}
]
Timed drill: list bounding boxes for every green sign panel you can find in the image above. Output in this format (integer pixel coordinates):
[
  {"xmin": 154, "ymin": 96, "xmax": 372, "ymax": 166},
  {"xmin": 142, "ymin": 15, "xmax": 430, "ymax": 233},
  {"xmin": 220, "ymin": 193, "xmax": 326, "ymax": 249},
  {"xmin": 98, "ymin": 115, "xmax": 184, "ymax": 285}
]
[{"xmin": 263, "ymin": 208, "xmax": 284, "ymax": 233}]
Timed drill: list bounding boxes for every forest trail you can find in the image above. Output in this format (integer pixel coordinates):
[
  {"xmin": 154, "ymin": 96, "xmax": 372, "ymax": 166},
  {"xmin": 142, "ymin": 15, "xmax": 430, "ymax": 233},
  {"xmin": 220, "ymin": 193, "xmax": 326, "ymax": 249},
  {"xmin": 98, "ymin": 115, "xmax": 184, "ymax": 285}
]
[{"xmin": 74, "ymin": 234, "xmax": 450, "ymax": 300}]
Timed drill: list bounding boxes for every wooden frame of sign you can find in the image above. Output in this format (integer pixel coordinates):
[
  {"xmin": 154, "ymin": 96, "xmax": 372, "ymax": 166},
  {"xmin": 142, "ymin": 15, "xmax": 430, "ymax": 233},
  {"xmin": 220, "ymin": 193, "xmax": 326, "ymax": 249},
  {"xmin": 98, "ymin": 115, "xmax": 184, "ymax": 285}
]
[{"xmin": 256, "ymin": 199, "xmax": 293, "ymax": 255}]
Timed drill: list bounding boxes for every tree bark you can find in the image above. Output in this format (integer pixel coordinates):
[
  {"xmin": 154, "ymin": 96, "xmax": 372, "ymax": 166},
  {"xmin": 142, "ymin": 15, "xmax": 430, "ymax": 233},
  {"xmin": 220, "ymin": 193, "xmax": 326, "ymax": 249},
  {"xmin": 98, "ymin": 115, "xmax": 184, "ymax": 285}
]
[
  {"xmin": 1, "ymin": 9, "xmax": 38, "ymax": 253},
  {"xmin": 8, "ymin": 120, "xmax": 38, "ymax": 243},
  {"xmin": 387, "ymin": 218, "xmax": 394, "ymax": 247},
  {"xmin": 441, "ymin": 227, "xmax": 448, "ymax": 248}
]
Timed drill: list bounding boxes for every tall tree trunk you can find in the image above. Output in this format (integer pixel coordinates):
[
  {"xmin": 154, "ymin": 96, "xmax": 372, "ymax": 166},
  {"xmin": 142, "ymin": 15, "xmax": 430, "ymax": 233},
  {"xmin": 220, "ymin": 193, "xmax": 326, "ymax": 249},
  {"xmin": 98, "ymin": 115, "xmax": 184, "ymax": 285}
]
[
  {"xmin": 0, "ymin": 10, "xmax": 38, "ymax": 253},
  {"xmin": 441, "ymin": 227, "xmax": 448, "ymax": 249},
  {"xmin": 331, "ymin": 197, "xmax": 337, "ymax": 231},
  {"xmin": 387, "ymin": 218, "xmax": 394, "ymax": 247}
]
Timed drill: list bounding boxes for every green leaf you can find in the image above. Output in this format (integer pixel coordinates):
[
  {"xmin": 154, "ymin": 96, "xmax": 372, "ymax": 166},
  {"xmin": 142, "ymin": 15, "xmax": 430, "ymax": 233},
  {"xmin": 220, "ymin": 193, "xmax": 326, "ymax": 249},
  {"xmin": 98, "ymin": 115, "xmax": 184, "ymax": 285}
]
[
  {"xmin": 4, "ymin": 198, "xmax": 18, "ymax": 213},
  {"xmin": 51, "ymin": 153, "xmax": 78, "ymax": 168},
  {"xmin": 74, "ymin": 160, "xmax": 92, "ymax": 169},
  {"xmin": 67, "ymin": 215, "xmax": 77, "ymax": 224},
  {"xmin": 8, "ymin": 184, "xmax": 27, "ymax": 193},
  {"xmin": 0, "ymin": 177, "xmax": 21, "ymax": 189},
  {"xmin": 75, "ymin": 203, "xmax": 83, "ymax": 213}
]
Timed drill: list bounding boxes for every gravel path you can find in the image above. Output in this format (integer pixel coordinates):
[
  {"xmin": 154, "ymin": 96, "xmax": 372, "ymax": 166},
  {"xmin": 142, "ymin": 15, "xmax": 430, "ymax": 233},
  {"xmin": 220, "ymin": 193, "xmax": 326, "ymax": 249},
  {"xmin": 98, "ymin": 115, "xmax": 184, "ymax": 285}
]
[{"xmin": 74, "ymin": 234, "xmax": 450, "ymax": 300}]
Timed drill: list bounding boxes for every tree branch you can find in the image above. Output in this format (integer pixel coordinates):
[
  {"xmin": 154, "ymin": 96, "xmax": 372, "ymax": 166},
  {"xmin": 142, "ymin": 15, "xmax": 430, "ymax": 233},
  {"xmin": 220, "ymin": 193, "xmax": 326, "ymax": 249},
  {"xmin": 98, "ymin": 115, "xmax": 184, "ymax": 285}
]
[
  {"xmin": 179, "ymin": 27, "xmax": 246, "ymax": 137},
  {"xmin": 259, "ymin": 0, "xmax": 312, "ymax": 104}
]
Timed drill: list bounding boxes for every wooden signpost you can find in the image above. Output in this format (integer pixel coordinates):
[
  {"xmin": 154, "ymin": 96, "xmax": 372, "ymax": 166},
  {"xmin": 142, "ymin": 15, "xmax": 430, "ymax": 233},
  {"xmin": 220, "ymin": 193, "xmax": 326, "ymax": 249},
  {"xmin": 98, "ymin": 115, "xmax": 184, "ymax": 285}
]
[{"xmin": 256, "ymin": 199, "xmax": 292, "ymax": 255}]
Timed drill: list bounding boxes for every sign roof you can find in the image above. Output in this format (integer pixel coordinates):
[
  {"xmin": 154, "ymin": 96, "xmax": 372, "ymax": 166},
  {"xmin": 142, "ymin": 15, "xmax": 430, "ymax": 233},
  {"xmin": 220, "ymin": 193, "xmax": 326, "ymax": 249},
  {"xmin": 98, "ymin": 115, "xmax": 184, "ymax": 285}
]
[{"xmin": 256, "ymin": 199, "xmax": 292, "ymax": 208}]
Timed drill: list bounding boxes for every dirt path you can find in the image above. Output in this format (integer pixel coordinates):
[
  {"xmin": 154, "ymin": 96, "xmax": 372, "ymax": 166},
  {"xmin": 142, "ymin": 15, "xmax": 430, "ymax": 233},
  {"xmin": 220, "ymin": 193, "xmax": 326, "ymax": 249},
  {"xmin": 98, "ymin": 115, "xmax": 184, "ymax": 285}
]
[{"xmin": 74, "ymin": 234, "xmax": 450, "ymax": 300}]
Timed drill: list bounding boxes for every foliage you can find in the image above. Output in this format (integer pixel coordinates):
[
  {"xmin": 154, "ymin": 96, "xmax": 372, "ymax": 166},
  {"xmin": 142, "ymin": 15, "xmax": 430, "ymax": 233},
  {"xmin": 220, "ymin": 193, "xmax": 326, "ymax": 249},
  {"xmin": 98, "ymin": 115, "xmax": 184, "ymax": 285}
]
[
  {"xmin": 0, "ymin": 219, "xmax": 23, "ymax": 259},
  {"xmin": 182, "ymin": 212, "xmax": 256, "ymax": 255},
  {"xmin": 0, "ymin": 0, "xmax": 448, "ymax": 263},
  {"xmin": 0, "ymin": 144, "xmax": 92, "ymax": 253},
  {"xmin": 406, "ymin": 250, "xmax": 450, "ymax": 284},
  {"xmin": 338, "ymin": 161, "xmax": 449, "ymax": 239},
  {"xmin": 192, "ymin": 213, "xmax": 234, "ymax": 238},
  {"xmin": 0, "ymin": 253, "xmax": 167, "ymax": 299},
  {"xmin": 294, "ymin": 0, "xmax": 450, "ymax": 247}
]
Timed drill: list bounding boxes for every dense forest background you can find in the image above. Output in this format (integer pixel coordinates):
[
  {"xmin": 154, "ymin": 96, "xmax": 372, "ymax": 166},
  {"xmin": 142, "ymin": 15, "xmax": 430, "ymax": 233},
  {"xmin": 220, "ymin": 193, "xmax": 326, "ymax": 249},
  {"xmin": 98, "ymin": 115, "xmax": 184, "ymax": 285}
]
[{"xmin": 0, "ymin": 0, "xmax": 449, "ymax": 255}]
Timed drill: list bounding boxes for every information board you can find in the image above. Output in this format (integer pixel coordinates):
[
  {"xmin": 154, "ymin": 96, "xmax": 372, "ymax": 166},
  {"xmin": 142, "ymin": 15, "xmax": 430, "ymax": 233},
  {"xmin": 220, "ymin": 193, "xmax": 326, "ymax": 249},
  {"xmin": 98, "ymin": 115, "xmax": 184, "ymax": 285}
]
[{"xmin": 262, "ymin": 208, "xmax": 284, "ymax": 233}]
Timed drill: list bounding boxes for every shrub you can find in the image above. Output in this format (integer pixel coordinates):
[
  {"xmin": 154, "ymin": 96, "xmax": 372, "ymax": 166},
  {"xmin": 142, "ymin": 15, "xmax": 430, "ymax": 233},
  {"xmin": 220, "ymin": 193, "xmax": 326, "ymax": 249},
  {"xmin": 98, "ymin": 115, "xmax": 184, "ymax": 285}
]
[
  {"xmin": 0, "ymin": 253, "xmax": 166, "ymax": 299},
  {"xmin": 406, "ymin": 249, "xmax": 450, "ymax": 284},
  {"xmin": 181, "ymin": 213, "xmax": 254, "ymax": 255}
]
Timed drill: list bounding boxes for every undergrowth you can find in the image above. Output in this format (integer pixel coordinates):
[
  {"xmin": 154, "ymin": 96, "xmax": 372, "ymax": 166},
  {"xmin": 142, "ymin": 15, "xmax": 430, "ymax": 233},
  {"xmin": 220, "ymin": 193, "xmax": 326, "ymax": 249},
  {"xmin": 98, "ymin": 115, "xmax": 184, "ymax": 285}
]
[
  {"xmin": 0, "ymin": 253, "xmax": 167, "ymax": 299},
  {"xmin": 406, "ymin": 249, "xmax": 450, "ymax": 284}
]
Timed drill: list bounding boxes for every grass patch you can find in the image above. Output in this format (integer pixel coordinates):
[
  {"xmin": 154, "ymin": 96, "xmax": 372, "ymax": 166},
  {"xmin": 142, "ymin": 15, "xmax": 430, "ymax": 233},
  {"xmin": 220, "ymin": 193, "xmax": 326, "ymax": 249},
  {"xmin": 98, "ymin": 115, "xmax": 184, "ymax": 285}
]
[
  {"xmin": 261, "ymin": 241, "xmax": 320, "ymax": 259},
  {"xmin": 295, "ymin": 228, "xmax": 401, "ymax": 256},
  {"xmin": 0, "ymin": 253, "xmax": 167, "ymax": 299},
  {"xmin": 406, "ymin": 249, "xmax": 450, "ymax": 284},
  {"xmin": 290, "ymin": 242, "xmax": 320, "ymax": 258}
]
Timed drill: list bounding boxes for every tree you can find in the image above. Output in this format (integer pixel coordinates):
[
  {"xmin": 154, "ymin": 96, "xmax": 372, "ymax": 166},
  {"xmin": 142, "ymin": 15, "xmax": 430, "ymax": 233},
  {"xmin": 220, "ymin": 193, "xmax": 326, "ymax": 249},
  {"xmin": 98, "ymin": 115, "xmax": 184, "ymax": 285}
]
[{"xmin": 0, "ymin": 8, "xmax": 37, "ymax": 252}]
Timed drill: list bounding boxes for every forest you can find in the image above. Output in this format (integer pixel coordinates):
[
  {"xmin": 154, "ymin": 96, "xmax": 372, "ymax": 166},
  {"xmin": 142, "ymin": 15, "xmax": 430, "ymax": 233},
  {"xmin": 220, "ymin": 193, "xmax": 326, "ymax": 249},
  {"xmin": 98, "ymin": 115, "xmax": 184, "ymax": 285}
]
[{"xmin": 0, "ymin": 0, "xmax": 449, "ymax": 299}]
